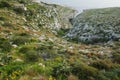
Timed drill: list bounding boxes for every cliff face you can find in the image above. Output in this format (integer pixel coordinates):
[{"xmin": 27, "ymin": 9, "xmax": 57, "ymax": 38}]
[{"xmin": 66, "ymin": 7, "xmax": 120, "ymax": 43}]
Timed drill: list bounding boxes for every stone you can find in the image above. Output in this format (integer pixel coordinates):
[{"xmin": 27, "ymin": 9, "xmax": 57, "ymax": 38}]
[{"xmin": 66, "ymin": 8, "xmax": 120, "ymax": 43}]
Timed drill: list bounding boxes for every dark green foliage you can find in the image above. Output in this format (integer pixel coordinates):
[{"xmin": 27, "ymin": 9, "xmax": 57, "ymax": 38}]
[
  {"xmin": 17, "ymin": 0, "xmax": 32, "ymax": 4},
  {"xmin": 13, "ymin": 7, "xmax": 25, "ymax": 14},
  {"xmin": 19, "ymin": 46, "xmax": 31, "ymax": 54},
  {"xmin": 0, "ymin": 38, "xmax": 12, "ymax": 52},
  {"xmin": 57, "ymin": 28, "xmax": 69, "ymax": 36},
  {"xmin": 105, "ymin": 69, "xmax": 120, "ymax": 80},
  {"xmin": 90, "ymin": 59, "xmax": 114, "ymax": 70},
  {"xmin": 0, "ymin": 53, "xmax": 12, "ymax": 65},
  {"xmin": 0, "ymin": 38, "xmax": 6, "ymax": 43},
  {"xmin": 0, "ymin": 16, "xmax": 6, "ymax": 21},
  {"xmin": 19, "ymin": 33, "xmax": 30, "ymax": 37},
  {"xmin": 1, "ymin": 62, "xmax": 23, "ymax": 73},
  {"xmin": 112, "ymin": 53, "xmax": 120, "ymax": 64},
  {"xmin": 52, "ymin": 62, "xmax": 108, "ymax": 80},
  {"xmin": 69, "ymin": 18, "xmax": 74, "ymax": 25},
  {"xmin": 0, "ymin": 62, "xmax": 24, "ymax": 79},
  {"xmin": 2, "ymin": 22, "xmax": 13, "ymax": 28},
  {"xmin": 71, "ymin": 62, "xmax": 108, "ymax": 80},
  {"xmin": 19, "ymin": 45, "xmax": 40, "ymax": 62},
  {"xmin": 25, "ymin": 50, "xmax": 39, "ymax": 62},
  {"xmin": 52, "ymin": 63, "xmax": 70, "ymax": 80},
  {"xmin": 0, "ymin": 1, "xmax": 11, "ymax": 8},
  {"xmin": 11, "ymin": 36, "xmax": 30, "ymax": 45},
  {"xmin": 0, "ymin": 42, "xmax": 12, "ymax": 52}
]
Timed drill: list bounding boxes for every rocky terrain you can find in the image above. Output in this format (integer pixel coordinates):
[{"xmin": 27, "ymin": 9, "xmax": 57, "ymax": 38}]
[
  {"xmin": 0, "ymin": 0, "xmax": 120, "ymax": 80},
  {"xmin": 66, "ymin": 7, "xmax": 120, "ymax": 43}
]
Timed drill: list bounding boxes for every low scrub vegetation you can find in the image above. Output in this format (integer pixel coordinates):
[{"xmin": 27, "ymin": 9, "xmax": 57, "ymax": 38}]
[{"xmin": 0, "ymin": 0, "xmax": 120, "ymax": 80}]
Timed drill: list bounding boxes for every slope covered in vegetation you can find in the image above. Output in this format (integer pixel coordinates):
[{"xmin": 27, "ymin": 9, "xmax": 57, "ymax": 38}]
[{"xmin": 0, "ymin": 0, "xmax": 120, "ymax": 80}]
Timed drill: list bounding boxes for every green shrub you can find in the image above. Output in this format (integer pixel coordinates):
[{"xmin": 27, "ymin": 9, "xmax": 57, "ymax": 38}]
[
  {"xmin": 71, "ymin": 62, "xmax": 108, "ymax": 80},
  {"xmin": 57, "ymin": 28, "xmax": 69, "ymax": 37},
  {"xmin": 25, "ymin": 50, "xmax": 39, "ymax": 62},
  {"xmin": 12, "ymin": 36, "xmax": 30, "ymax": 45},
  {"xmin": 32, "ymin": 65, "xmax": 45, "ymax": 74},
  {"xmin": 104, "ymin": 69, "xmax": 120, "ymax": 80},
  {"xmin": 13, "ymin": 7, "xmax": 25, "ymax": 14},
  {"xmin": 52, "ymin": 62, "xmax": 71, "ymax": 80},
  {"xmin": 17, "ymin": 0, "xmax": 32, "ymax": 4},
  {"xmin": 19, "ymin": 33, "xmax": 30, "ymax": 37},
  {"xmin": 0, "ymin": 16, "xmax": 6, "ymax": 21},
  {"xmin": 0, "ymin": 1, "xmax": 11, "ymax": 8},
  {"xmin": 2, "ymin": 22, "xmax": 13, "ymax": 28},
  {"xmin": 0, "ymin": 53, "xmax": 12, "ymax": 65},
  {"xmin": 0, "ymin": 62, "xmax": 24, "ymax": 80},
  {"xmin": 0, "ymin": 40, "xmax": 12, "ymax": 52},
  {"xmin": 51, "ymin": 62, "xmax": 108, "ymax": 80},
  {"xmin": 0, "ymin": 38, "xmax": 6, "ymax": 44},
  {"xmin": 30, "ymin": 64, "xmax": 52, "ymax": 75},
  {"xmin": 19, "ymin": 46, "xmax": 31, "ymax": 54},
  {"xmin": 112, "ymin": 53, "xmax": 120, "ymax": 64},
  {"xmin": 90, "ymin": 59, "xmax": 114, "ymax": 70}
]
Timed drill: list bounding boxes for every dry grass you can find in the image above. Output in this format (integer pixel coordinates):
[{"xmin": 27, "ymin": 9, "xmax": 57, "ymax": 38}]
[
  {"xmin": 19, "ymin": 75, "xmax": 29, "ymax": 80},
  {"xmin": 67, "ymin": 74, "xmax": 78, "ymax": 80}
]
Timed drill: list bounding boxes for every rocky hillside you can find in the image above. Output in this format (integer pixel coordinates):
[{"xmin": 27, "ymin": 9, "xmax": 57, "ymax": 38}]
[
  {"xmin": 25, "ymin": 1, "xmax": 77, "ymax": 30},
  {"xmin": 0, "ymin": 0, "xmax": 120, "ymax": 80},
  {"xmin": 0, "ymin": 0, "xmax": 76, "ymax": 31},
  {"xmin": 66, "ymin": 7, "xmax": 120, "ymax": 43}
]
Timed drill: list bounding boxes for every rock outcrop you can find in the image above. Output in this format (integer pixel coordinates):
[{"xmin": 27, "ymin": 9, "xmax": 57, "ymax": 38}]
[
  {"xmin": 25, "ymin": 1, "xmax": 77, "ymax": 30},
  {"xmin": 66, "ymin": 7, "xmax": 120, "ymax": 43}
]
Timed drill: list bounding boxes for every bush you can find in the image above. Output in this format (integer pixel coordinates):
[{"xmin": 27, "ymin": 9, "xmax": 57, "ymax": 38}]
[
  {"xmin": 51, "ymin": 62, "xmax": 108, "ymax": 80},
  {"xmin": 71, "ymin": 62, "xmax": 108, "ymax": 80},
  {"xmin": 0, "ymin": 16, "xmax": 6, "ymax": 21},
  {"xmin": 112, "ymin": 53, "xmax": 120, "ymax": 64},
  {"xmin": 104, "ymin": 69, "xmax": 120, "ymax": 80},
  {"xmin": 0, "ymin": 62, "xmax": 24, "ymax": 80},
  {"xmin": 19, "ymin": 33, "xmax": 30, "ymax": 37},
  {"xmin": 17, "ymin": 0, "xmax": 32, "ymax": 4},
  {"xmin": 2, "ymin": 22, "xmax": 13, "ymax": 28},
  {"xmin": 19, "ymin": 46, "xmax": 31, "ymax": 54},
  {"xmin": 52, "ymin": 62, "xmax": 71, "ymax": 80},
  {"xmin": 13, "ymin": 7, "xmax": 25, "ymax": 14},
  {"xmin": 12, "ymin": 36, "xmax": 30, "ymax": 45},
  {"xmin": 25, "ymin": 50, "xmax": 39, "ymax": 62},
  {"xmin": 57, "ymin": 28, "xmax": 69, "ymax": 37},
  {"xmin": 0, "ymin": 1, "xmax": 11, "ymax": 8},
  {"xmin": 0, "ymin": 38, "xmax": 6, "ymax": 44},
  {"xmin": 0, "ymin": 53, "xmax": 12, "ymax": 65},
  {"xmin": 0, "ymin": 40, "xmax": 12, "ymax": 52},
  {"xmin": 29, "ymin": 64, "xmax": 51, "ymax": 75},
  {"xmin": 90, "ymin": 59, "xmax": 114, "ymax": 70}
]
